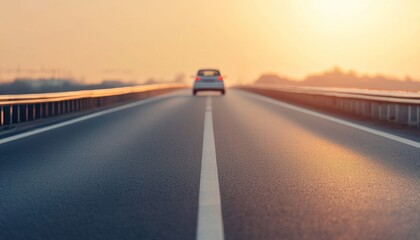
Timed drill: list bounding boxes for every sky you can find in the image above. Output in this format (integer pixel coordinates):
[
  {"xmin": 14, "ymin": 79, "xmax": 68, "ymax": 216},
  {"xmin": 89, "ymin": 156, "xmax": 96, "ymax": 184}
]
[{"xmin": 1, "ymin": 0, "xmax": 420, "ymax": 84}]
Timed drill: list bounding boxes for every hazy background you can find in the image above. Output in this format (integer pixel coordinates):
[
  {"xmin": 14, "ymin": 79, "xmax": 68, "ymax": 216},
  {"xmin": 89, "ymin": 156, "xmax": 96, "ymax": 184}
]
[{"xmin": 1, "ymin": 0, "xmax": 420, "ymax": 86}]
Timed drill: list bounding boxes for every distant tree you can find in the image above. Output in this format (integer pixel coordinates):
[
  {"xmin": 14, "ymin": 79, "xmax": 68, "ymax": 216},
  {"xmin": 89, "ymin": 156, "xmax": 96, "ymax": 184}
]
[
  {"xmin": 254, "ymin": 66, "xmax": 420, "ymax": 91},
  {"xmin": 173, "ymin": 73, "xmax": 186, "ymax": 83},
  {"xmin": 145, "ymin": 78, "xmax": 158, "ymax": 84}
]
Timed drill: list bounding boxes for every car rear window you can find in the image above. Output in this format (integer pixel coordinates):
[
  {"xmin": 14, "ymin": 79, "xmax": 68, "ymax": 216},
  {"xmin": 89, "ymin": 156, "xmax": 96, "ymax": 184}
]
[{"xmin": 198, "ymin": 70, "xmax": 221, "ymax": 77}]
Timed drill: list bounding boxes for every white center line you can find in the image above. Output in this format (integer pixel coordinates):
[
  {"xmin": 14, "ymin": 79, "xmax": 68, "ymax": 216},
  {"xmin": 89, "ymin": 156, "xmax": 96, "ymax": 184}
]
[{"xmin": 197, "ymin": 97, "xmax": 225, "ymax": 240}]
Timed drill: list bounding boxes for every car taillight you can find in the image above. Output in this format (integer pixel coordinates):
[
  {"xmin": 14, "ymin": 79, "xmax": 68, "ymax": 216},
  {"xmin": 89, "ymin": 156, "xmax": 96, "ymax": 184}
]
[
  {"xmin": 195, "ymin": 76, "xmax": 201, "ymax": 81},
  {"xmin": 217, "ymin": 76, "xmax": 223, "ymax": 81}
]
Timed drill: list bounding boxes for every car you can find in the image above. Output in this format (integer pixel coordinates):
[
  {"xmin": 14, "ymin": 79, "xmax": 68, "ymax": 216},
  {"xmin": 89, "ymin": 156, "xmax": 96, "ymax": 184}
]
[{"xmin": 193, "ymin": 69, "xmax": 225, "ymax": 96}]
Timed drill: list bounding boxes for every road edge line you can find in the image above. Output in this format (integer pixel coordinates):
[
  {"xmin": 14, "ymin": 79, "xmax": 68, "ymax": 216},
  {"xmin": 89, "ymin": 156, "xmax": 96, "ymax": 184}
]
[{"xmin": 240, "ymin": 90, "xmax": 420, "ymax": 149}]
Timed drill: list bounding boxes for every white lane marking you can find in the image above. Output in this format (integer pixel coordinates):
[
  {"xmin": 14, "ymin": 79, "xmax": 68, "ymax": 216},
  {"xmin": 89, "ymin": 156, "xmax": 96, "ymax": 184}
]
[
  {"xmin": 206, "ymin": 97, "xmax": 212, "ymax": 111},
  {"xmin": 197, "ymin": 97, "xmax": 224, "ymax": 240},
  {"xmin": 0, "ymin": 92, "xmax": 180, "ymax": 145},
  {"xmin": 242, "ymin": 91, "xmax": 420, "ymax": 149}
]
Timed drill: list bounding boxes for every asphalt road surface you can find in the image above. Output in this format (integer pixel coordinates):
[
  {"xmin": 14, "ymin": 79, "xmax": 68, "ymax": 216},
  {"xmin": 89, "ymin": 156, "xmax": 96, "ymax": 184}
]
[{"xmin": 0, "ymin": 90, "xmax": 419, "ymax": 240}]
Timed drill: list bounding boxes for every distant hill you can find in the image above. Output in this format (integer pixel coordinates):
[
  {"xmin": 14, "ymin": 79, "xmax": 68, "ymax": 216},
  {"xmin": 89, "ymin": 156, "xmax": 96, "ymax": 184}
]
[
  {"xmin": 0, "ymin": 78, "xmax": 135, "ymax": 94},
  {"xmin": 256, "ymin": 67, "xmax": 420, "ymax": 92},
  {"xmin": 0, "ymin": 73, "xmax": 187, "ymax": 94},
  {"xmin": 254, "ymin": 74, "xmax": 296, "ymax": 85}
]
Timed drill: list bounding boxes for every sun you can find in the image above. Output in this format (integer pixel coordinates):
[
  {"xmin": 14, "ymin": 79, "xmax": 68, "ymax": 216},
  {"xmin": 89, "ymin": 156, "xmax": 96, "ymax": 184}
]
[
  {"xmin": 299, "ymin": 0, "xmax": 376, "ymax": 32},
  {"xmin": 311, "ymin": 0, "xmax": 372, "ymax": 19}
]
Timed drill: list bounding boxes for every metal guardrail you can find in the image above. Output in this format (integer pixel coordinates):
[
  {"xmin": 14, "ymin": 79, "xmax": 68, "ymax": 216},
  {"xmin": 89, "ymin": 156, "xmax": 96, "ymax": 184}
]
[
  {"xmin": 241, "ymin": 84, "xmax": 420, "ymax": 128},
  {"xmin": 0, "ymin": 83, "xmax": 187, "ymax": 127}
]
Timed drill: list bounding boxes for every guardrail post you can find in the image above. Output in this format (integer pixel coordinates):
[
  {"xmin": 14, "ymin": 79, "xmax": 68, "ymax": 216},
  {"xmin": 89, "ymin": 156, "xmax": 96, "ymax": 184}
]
[
  {"xmin": 353, "ymin": 100, "xmax": 357, "ymax": 113},
  {"xmin": 370, "ymin": 102, "xmax": 374, "ymax": 119},
  {"xmin": 25, "ymin": 104, "xmax": 29, "ymax": 122},
  {"xmin": 387, "ymin": 104, "xmax": 392, "ymax": 122},
  {"xmin": 417, "ymin": 106, "xmax": 420, "ymax": 128},
  {"xmin": 17, "ymin": 105, "xmax": 20, "ymax": 124},
  {"xmin": 1, "ymin": 106, "xmax": 3, "ymax": 127},
  {"xmin": 33, "ymin": 104, "xmax": 36, "ymax": 120},
  {"xmin": 9, "ymin": 105, "xmax": 13, "ymax": 127},
  {"xmin": 412, "ymin": 105, "xmax": 418, "ymax": 127},
  {"xmin": 408, "ymin": 105, "xmax": 413, "ymax": 126},
  {"xmin": 20, "ymin": 105, "xmax": 24, "ymax": 123},
  {"xmin": 371, "ymin": 102, "xmax": 376, "ymax": 119},
  {"xmin": 379, "ymin": 104, "xmax": 386, "ymax": 120},
  {"xmin": 362, "ymin": 101, "xmax": 367, "ymax": 116},
  {"xmin": 356, "ymin": 101, "xmax": 360, "ymax": 113},
  {"xmin": 353, "ymin": 101, "xmax": 357, "ymax": 113},
  {"xmin": 397, "ymin": 104, "xmax": 407, "ymax": 125}
]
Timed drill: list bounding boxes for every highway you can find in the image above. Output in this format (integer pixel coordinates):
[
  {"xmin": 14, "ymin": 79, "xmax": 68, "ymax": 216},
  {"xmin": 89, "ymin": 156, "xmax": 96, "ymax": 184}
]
[{"xmin": 0, "ymin": 89, "xmax": 419, "ymax": 240}]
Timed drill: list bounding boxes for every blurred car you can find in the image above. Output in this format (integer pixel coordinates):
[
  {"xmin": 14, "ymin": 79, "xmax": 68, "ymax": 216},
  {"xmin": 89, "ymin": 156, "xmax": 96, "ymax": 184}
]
[{"xmin": 193, "ymin": 69, "xmax": 225, "ymax": 95}]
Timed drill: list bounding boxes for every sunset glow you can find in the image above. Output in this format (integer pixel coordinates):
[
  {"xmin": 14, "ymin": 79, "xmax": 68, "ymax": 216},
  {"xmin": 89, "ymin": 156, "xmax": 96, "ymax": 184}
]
[
  {"xmin": 1, "ymin": 0, "xmax": 420, "ymax": 83},
  {"xmin": 310, "ymin": 0, "xmax": 371, "ymax": 18}
]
